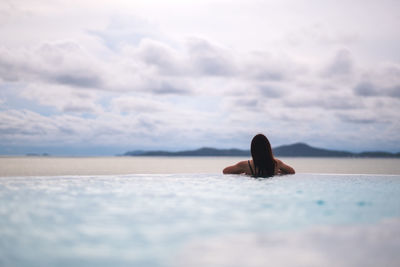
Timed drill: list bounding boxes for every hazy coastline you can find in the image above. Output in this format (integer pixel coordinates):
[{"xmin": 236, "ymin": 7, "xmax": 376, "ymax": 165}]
[{"xmin": 123, "ymin": 143, "xmax": 400, "ymax": 158}]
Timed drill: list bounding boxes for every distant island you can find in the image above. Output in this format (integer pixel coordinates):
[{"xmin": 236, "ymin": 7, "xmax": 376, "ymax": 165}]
[
  {"xmin": 123, "ymin": 143, "xmax": 400, "ymax": 158},
  {"xmin": 26, "ymin": 153, "xmax": 50, "ymax": 157}
]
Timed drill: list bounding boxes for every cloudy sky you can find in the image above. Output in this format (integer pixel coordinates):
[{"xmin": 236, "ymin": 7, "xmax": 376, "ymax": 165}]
[{"xmin": 0, "ymin": 0, "xmax": 399, "ymax": 155}]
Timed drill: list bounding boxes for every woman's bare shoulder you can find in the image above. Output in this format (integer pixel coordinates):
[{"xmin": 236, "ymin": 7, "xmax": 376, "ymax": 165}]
[
  {"xmin": 223, "ymin": 160, "xmax": 250, "ymax": 174},
  {"xmin": 237, "ymin": 160, "xmax": 249, "ymax": 167},
  {"xmin": 274, "ymin": 158, "xmax": 295, "ymax": 174}
]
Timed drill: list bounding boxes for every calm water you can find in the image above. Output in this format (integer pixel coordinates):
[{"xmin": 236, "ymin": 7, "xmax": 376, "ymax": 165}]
[
  {"xmin": 1, "ymin": 156, "xmax": 400, "ymax": 176},
  {"xmin": 1, "ymin": 158, "xmax": 400, "ymax": 266},
  {"xmin": 0, "ymin": 173, "xmax": 399, "ymax": 267}
]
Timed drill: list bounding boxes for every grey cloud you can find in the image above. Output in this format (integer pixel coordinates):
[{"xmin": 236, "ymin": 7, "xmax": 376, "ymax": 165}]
[
  {"xmin": 241, "ymin": 51, "xmax": 302, "ymax": 82},
  {"xmin": 354, "ymin": 82, "xmax": 400, "ymax": 98},
  {"xmin": 137, "ymin": 117, "xmax": 158, "ymax": 131},
  {"xmin": 0, "ymin": 109, "xmax": 113, "ymax": 146},
  {"xmin": 193, "ymin": 56, "xmax": 236, "ymax": 76},
  {"xmin": 94, "ymin": 126, "xmax": 125, "ymax": 136},
  {"xmin": 19, "ymin": 85, "xmax": 101, "ymax": 114},
  {"xmin": 58, "ymin": 126, "xmax": 76, "ymax": 135},
  {"xmin": 323, "ymin": 49, "xmax": 353, "ymax": 77},
  {"xmin": 0, "ymin": 48, "xmax": 27, "ymax": 81},
  {"xmin": 62, "ymin": 104, "xmax": 97, "ymax": 113},
  {"xmin": 234, "ymin": 98, "xmax": 260, "ymax": 109},
  {"xmin": 1, "ymin": 38, "xmax": 299, "ymax": 99},
  {"xmin": 71, "ymin": 91, "xmax": 95, "ymax": 99},
  {"xmin": 0, "ymin": 123, "xmax": 48, "ymax": 136},
  {"xmin": 151, "ymin": 81, "xmax": 189, "ymax": 95},
  {"xmin": 135, "ymin": 39, "xmax": 184, "ymax": 76},
  {"xmin": 258, "ymin": 85, "xmax": 284, "ymax": 98},
  {"xmin": 137, "ymin": 38, "xmax": 293, "ymax": 83},
  {"xmin": 324, "ymin": 98, "xmax": 363, "ymax": 110},
  {"xmin": 353, "ymin": 63, "xmax": 400, "ymax": 98},
  {"xmin": 0, "ymin": 126, "xmax": 28, "ymax": 135},
  {"xmin": 252, "ymin": 70, "xmax": 284, "ymax": 81},
  {"xmin": 388, "ymin": 85, "xmax": 400, "ymax": 98},
  {"xmin": 336, "ymin": 113, "xmax": 378, "ymax": 124},
  {"xmin": 38, "ymin": 41, "xmax": 83, "ymax": 57},
  {"xmin": 222, "ymin": 96, "xmax": 262, "ymax": 112},
  {"xmin": 285, "ymin": 95, "xmax": 363, "ymax": 110},
  {"xmin": 0, "ymin": 42, "xmax": 106, "ymax": 89},
  {"xmin": 1, "ymin": 1, "xmax": 400, "ymax": 152},
  {"xmin": 354, "ymin": 82, "xmax": 377, "ymax": 96},
  {"xmin": 1, "ymin": 41, "xmax": 194, "ymax": 96},
  {"xmin": 187, "ymin": 38, "xmax": 237, "ymax": 76},
  {"xmin": 52, "ymin": 73, "xmax": 102, "ymax": 88},
  {"xmin": 110, "ymin": 96, "xmax": 167, "ymax": 113}
]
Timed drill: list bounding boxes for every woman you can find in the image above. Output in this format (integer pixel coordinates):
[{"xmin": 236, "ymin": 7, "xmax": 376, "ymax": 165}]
[{"xmin": 223, "ymin": 133, "xmax": 295, "ymax": 177}]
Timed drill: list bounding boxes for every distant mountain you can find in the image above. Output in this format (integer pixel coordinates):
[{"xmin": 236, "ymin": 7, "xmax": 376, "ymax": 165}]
[
  {"xmin": 26, "ymin": 153, "xmax": 50, "ymax": 157},
  {"xmin": 357, "ymin": 151, "xmax": 400, "ymax": 158},
  {"xmin": 123, "ymin": 143, "xmax": 400, "ymax": 158},
  {"xmin": 273, "ymin": 143, "xmax": 353, "ymax": 157}
]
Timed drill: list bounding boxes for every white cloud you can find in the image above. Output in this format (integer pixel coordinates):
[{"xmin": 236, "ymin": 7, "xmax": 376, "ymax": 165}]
[
  {"xmin": 110, "ymin": 96, "xmax": 170, "ymax": 113},
  {"xmin": 0, "ymin": 0, "xmax": 400, "ymax": 153},
  {"xmin": 20, "ymin": 84, "xmax": 101, "ymax": 113},
  {"xmin": 132, "ymin": 38, "xmax": 186, "ymax": 76},
  {"xmin": 0, "ymin": 41, "xmax": 107, "ymax": 88}
]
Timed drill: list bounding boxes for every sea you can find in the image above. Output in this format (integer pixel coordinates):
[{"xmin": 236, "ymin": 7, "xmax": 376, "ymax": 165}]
[
  {"xmin": 1, "ymin": 157, "xmax": 400, "ymax": 267},
  {"xmin": 1, "ymin": 156, "xmax": 400, "ymax": 176}
]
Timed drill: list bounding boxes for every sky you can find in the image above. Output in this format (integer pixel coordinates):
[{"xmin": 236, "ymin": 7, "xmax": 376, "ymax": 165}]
[{"xmin": 0, "ymin": 0, "xmax": 399, "ymax": 155}]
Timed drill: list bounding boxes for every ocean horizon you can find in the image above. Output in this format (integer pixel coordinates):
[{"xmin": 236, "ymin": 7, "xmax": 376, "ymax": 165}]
[{"xmin": 1, "ymin": 156, "xmax": 400, "ymax": 177}]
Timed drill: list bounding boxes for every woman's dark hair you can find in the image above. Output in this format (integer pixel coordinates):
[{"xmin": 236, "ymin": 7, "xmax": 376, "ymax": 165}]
[{"xmin": 251, "ymin": 133, "xmax": 275, "ymax": 177}]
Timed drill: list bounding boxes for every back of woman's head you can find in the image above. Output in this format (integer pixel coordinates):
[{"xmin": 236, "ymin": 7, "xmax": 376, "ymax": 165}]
[{"xmin": 251, "ymin": 134, "xmax": 275, "ymax": 177}]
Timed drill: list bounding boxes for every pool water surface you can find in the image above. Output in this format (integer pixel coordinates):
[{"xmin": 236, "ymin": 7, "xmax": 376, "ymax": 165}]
[{"xmin": 1, "ymin": 173, "xmax": 399, "ymax": 267}]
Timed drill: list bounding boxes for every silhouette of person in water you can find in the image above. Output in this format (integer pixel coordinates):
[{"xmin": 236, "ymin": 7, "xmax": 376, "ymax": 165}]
[{"xmin": 223, "ymin": 133, "xmax": 295, "ymax": 177}]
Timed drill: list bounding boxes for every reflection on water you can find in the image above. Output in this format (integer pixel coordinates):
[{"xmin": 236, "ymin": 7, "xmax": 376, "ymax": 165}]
[
  {"xmin": 1, "ymin": 157, "xmax": 400, "ymax": 176},
  {"xmin": 175, "ymin": 218, "xmax": 400, "ymax": 267}
]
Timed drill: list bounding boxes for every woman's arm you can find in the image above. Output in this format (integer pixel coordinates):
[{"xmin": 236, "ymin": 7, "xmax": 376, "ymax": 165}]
[
  {"xmin": 275, "ymin": 158, "xmax": 295, "ymax": 174},
  {"xmin": 223, "ymin": 161, "xmax": 247, "ymax": 174}
]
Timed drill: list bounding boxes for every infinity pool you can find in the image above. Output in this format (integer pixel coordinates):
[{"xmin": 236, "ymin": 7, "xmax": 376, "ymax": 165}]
[{"xmin": 1, "ymin": 173, "xmax": 399, "ymax": 267}]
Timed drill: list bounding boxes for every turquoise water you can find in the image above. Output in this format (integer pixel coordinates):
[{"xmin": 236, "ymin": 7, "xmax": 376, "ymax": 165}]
[{"xmin": 1, "ymin": 173, "xmax": 400, "ymax": 267}]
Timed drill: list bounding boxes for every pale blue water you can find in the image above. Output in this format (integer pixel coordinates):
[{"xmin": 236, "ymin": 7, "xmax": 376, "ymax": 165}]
[{"xmin": 1, "ymin": 173, "xmax": 400, "ymax": 267}]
